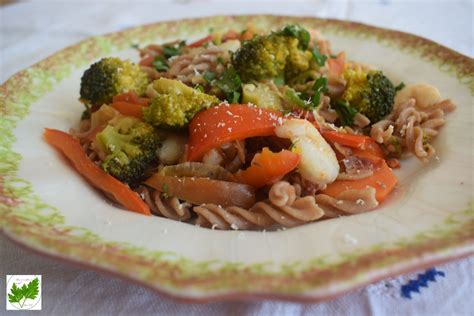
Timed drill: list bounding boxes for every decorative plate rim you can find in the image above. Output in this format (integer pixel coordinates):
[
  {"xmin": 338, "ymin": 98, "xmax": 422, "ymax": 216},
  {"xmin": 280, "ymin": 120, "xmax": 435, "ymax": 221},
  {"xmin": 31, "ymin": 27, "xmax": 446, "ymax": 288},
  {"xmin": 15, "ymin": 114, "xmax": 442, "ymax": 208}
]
[{"xmin": 1, "ymin": 15, "xmax": 473, "ymax": 303}]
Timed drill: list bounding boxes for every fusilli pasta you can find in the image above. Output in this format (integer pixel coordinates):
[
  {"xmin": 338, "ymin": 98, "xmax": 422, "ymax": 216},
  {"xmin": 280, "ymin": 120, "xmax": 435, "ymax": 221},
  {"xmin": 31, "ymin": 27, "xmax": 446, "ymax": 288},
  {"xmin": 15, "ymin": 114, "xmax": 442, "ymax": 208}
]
[
  {"xmin": 136, "ymin": 186, "xmax": 192, "ymax": 221},
  {"xmin": 370, "ymin": 98, "xmax": 455, "ymax": 161}
]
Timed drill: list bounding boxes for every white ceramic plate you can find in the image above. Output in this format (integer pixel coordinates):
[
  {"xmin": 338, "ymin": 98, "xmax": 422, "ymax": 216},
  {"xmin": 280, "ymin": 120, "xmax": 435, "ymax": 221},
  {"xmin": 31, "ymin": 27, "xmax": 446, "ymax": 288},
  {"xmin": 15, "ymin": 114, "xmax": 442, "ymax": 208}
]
[{"xmin": 1, "ymin": 16, "xmax": 473, "ymax": 303}]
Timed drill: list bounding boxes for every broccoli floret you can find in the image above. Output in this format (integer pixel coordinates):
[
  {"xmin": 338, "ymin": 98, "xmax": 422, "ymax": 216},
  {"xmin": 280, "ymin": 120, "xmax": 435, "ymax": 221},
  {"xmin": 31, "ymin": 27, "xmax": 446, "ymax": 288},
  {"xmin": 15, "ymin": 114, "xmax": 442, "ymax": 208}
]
[
  {"xmin": 95, "ymin": 117, "xmax": 161, "ymax": 184},
  {"xmin": 341, "ymin": 69, "xmax": 396, "ymax": 122},
  {"xmin": 80, "ymin": 57, "xmax": 148, "ymax": 105},
  {"xmin": 278, "ymin": 24, "xmax": 311, "ymax": 50},
  {"xmin": 242, "ymin": 82, "xmax": 283, "ymax": 111},
  {"xmin": 143, "ymin": 78, "xmax": 220, "ymax": 128},
  {"xmin": 231, "ymin": 25, "xmax": 312, "ymax": 83}
]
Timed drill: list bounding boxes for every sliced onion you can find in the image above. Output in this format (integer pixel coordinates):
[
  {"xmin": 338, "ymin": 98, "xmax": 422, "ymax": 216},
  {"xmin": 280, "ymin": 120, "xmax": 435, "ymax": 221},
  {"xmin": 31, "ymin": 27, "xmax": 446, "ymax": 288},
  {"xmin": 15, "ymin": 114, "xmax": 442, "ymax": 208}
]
[
  {"xmin": 145, "ymin": 174, "xmax": 255, "ymax": 209},
  {"xmin": 158, "ymin": 162, "xmax": 235, "ymax": 182}
]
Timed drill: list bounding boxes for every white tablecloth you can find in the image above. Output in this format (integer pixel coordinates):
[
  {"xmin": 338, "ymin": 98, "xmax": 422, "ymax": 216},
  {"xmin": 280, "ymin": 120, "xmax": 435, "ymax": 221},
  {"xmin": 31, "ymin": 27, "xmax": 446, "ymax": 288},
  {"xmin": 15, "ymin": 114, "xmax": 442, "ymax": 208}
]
[{"xmin": 1, "ymin": 1, "xmax": 473, "ymax": 315}]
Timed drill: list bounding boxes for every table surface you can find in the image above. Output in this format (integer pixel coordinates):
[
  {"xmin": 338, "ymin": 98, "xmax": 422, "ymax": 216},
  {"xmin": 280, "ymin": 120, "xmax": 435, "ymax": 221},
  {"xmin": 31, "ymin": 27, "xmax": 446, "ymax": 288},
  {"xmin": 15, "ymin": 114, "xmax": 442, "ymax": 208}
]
[{"xmin": 1, "ymin": 1, "xmax": 473, "ymax": 315}]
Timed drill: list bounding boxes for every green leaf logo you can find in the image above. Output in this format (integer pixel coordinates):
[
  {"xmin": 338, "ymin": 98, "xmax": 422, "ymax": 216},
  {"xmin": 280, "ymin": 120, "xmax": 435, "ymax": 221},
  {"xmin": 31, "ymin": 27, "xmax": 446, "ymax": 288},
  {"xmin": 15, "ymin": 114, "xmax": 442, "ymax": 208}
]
[{"xmin": 8, "ymin": 277, "xmax": 40, "ymax": 309}]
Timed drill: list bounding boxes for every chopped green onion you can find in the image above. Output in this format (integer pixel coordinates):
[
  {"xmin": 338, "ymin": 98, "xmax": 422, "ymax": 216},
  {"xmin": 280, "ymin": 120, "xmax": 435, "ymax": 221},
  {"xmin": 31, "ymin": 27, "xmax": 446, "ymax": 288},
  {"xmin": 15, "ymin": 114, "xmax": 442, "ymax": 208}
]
[
  {"xmin": 395, "ymin": 82, "xmax": 406, "ymax": 91},
  {"xmin": 333, "ymin": 100, "xmax": 357, "ymax": 126},
  {"xmin": 194, "ymin": 84, "xmax": 205, "ymax": 92},
  {"xmin": 312, "ymin": 46, "xmax": 328, "ymax": 67},
  {"xmin": 151, "ymin": 56, "xmax": 169, "ymax": 72},
  {"xmin": 203, "ymin": 71, "xmax": 216, "ymax": 83},
  {"xmin": 227, "ymin": 91, "xmax": 241, "ymax": 103},
  {"xmin": 311, "ymin": 77, "xmax": 328, "ymax": 108},
  {"xmin": 163, "ymin": 41, "xmax": 186, "ymax": 58},
  {"xmin": 215, "ymin": 66, "xmax": 242, "ymax": 103},
  {"xmin": 272, "ymin": 75, "xmax": 285, "ymax": 86},
  {"xmin": 284, "ymin": 88, "xmax": 308, "ymax": 109}
]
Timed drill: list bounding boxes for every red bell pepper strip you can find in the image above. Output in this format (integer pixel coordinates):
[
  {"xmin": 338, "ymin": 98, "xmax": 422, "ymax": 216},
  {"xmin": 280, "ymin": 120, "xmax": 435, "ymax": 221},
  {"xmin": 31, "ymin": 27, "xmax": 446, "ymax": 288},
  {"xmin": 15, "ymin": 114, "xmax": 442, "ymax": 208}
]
[
  {"xmin": 322, "ymin": 159, "xmax": 397, "ymax": 203},
  {"xmin": 235, "ymin": 148, "xmax": 300, "ymax": 188},
  {"xmin": 44, "ymin": 128, "xmax": 151, "ymax": 215},
  {"xmin": 187, "ymin": 104, "xmax": 282, "ymax": 161},
  {"xmin": 188, "ymin": 35, "xmax": 213, "ymax": 48}
]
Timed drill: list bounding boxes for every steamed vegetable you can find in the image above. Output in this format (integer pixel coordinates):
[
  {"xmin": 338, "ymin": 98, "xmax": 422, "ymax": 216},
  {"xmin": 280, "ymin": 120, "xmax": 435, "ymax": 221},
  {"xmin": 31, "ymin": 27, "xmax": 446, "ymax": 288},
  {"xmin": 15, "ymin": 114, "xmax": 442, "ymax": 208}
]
[
  {"xmin": 112, "ymin": 91, "xmax": 149, "ymax": 106},
  {"xmin": 110, "ymin": 90, "xmax": 150, "ymax": 119},
  {"xmin": 277, "ymin": 24, "xmax": 311, "ymax": 50},
  {"xmin": 242, "ymin": 83, "xmax": 316, "ymax": 112},
  {"xmin": 214, "ymin": 66, "xmax": 242, "ymax": 103},
  {"xmin": 341, "ymin": 69, "xmax": 396, "ymax": 122},
  {"xmin": 80, "ymin": 57, "xmax": 148, "ymax": 105},
  {"xmin": 320, "ymin": 131, "xmax": 373, "ymax": 150},
  {"xmin": 44, "ymin": 128, "xmax": 151, "ymax": 215},
  {"xmin": 188, "ymin": 35, "xmax": 213, "ymax": 48},
  {"xmin": 187, "ymin": 104, "xmax": 282, "ymax": 161},
  {"xmin": 242, "ymin": 82, "xmax": 283, "ymax": 111},
  {"xmin": 235, "ymin": 148, "xmax": 300, "ymax": 188},
  {"xmin": 158, "ymin": 162, "xmax": 235, "ymax": 182},
  {"xmin": 145, "ymin": 174, "xmax": 255, "ymax": 208},
  {"xmin": 143, "ymin": 78, "xmax": 220, "ymax": 128},
  {"xmin": 93, "ymin": 116, "xmax": 161, "ymax": 184},
  {"xmin": 322, "ymin": 160, "xmax": 397, "ymax": 202},
  {"xmin": 231, "ymin": 24, "xmax": 313, "ymax": 83},
  {"xmin": 110, "ymin": 102, "xmax": 146, "ymax": 119}
]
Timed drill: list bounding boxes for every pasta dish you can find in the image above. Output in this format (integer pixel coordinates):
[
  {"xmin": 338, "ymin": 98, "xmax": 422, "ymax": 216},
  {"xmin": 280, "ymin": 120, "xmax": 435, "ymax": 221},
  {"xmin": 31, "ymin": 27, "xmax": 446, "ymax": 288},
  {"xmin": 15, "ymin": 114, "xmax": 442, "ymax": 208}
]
[{"xmin": 44, "ymin": 24, "xmax": 455, "ymax": 230}]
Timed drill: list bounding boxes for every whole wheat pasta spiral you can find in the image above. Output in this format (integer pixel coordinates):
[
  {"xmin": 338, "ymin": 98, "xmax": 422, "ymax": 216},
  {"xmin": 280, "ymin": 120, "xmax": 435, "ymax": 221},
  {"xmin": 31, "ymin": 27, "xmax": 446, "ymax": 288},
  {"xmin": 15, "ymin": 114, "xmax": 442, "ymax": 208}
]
[
  {"xmin": 370, "ymin": 119, "xmax": 394, "ymax": 144},
  {"xmin": 251, "ymin": 181, "xmax": 324, "ymax": 227},
  {"xmin": 166, "ymin": 43, "xmax": 238, "ymax": 85},
  {"xmin": 193, "ymin": 183, "xmax": 381, "ymax": 230},
  {"xmin": 136, "ymin": 186, "xmax": 192, "ymax": 221},
  {"xmin": 315, "ymin": 187, "xmax": 379, "ymax": 218},
  {"xmin": 193, "ymin": 204, "xmax": 274, "ymax": 230},
  {"xmin": 370, "ymin": 98, "xmax": 455, "ymax": 161},
  {"xmin": 193, "ymin": 181, "xmax": 324, "ymax": 230}
]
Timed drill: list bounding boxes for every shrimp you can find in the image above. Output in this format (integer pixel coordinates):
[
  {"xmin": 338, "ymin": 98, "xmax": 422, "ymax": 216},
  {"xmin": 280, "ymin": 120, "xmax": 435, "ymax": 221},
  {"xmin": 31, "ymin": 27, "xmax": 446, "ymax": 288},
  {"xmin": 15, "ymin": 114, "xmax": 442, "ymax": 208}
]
[
  {"xmin": 275, "ymin": 119, "xmax": 339, "ymax": 185},
  {"xmin": 395, "ymin": 83, "xmax": 442, "ymax": 109}
]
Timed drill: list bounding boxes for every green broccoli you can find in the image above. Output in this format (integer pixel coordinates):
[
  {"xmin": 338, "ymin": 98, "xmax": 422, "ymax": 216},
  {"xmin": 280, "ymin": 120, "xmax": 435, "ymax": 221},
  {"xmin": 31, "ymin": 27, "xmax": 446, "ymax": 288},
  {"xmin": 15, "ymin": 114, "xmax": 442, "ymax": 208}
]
[
  {"xmin": 80, "ymin": 57, "xmax": 148, "ymax": 105},
  {"xmin": 277, "ymin": 24, "xmax": 311, "ymax": 50},
  {"xmin": 94, "ymin": 116, "xmax": 161, "ymax": 184},
  {"xmin": 242, "ymin": 82, "xmax": 283, "ymax": 111},
  {"xmin": 341, "ymin": 68, "xmax": 396, "ymax": 123},
  {"xmin": 143, "ymin": 78, "xmax": 220, "ymax": 128},
  {"xmin": 231, "ymin": 25, "xmax": 313, "ymax": 83}
]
